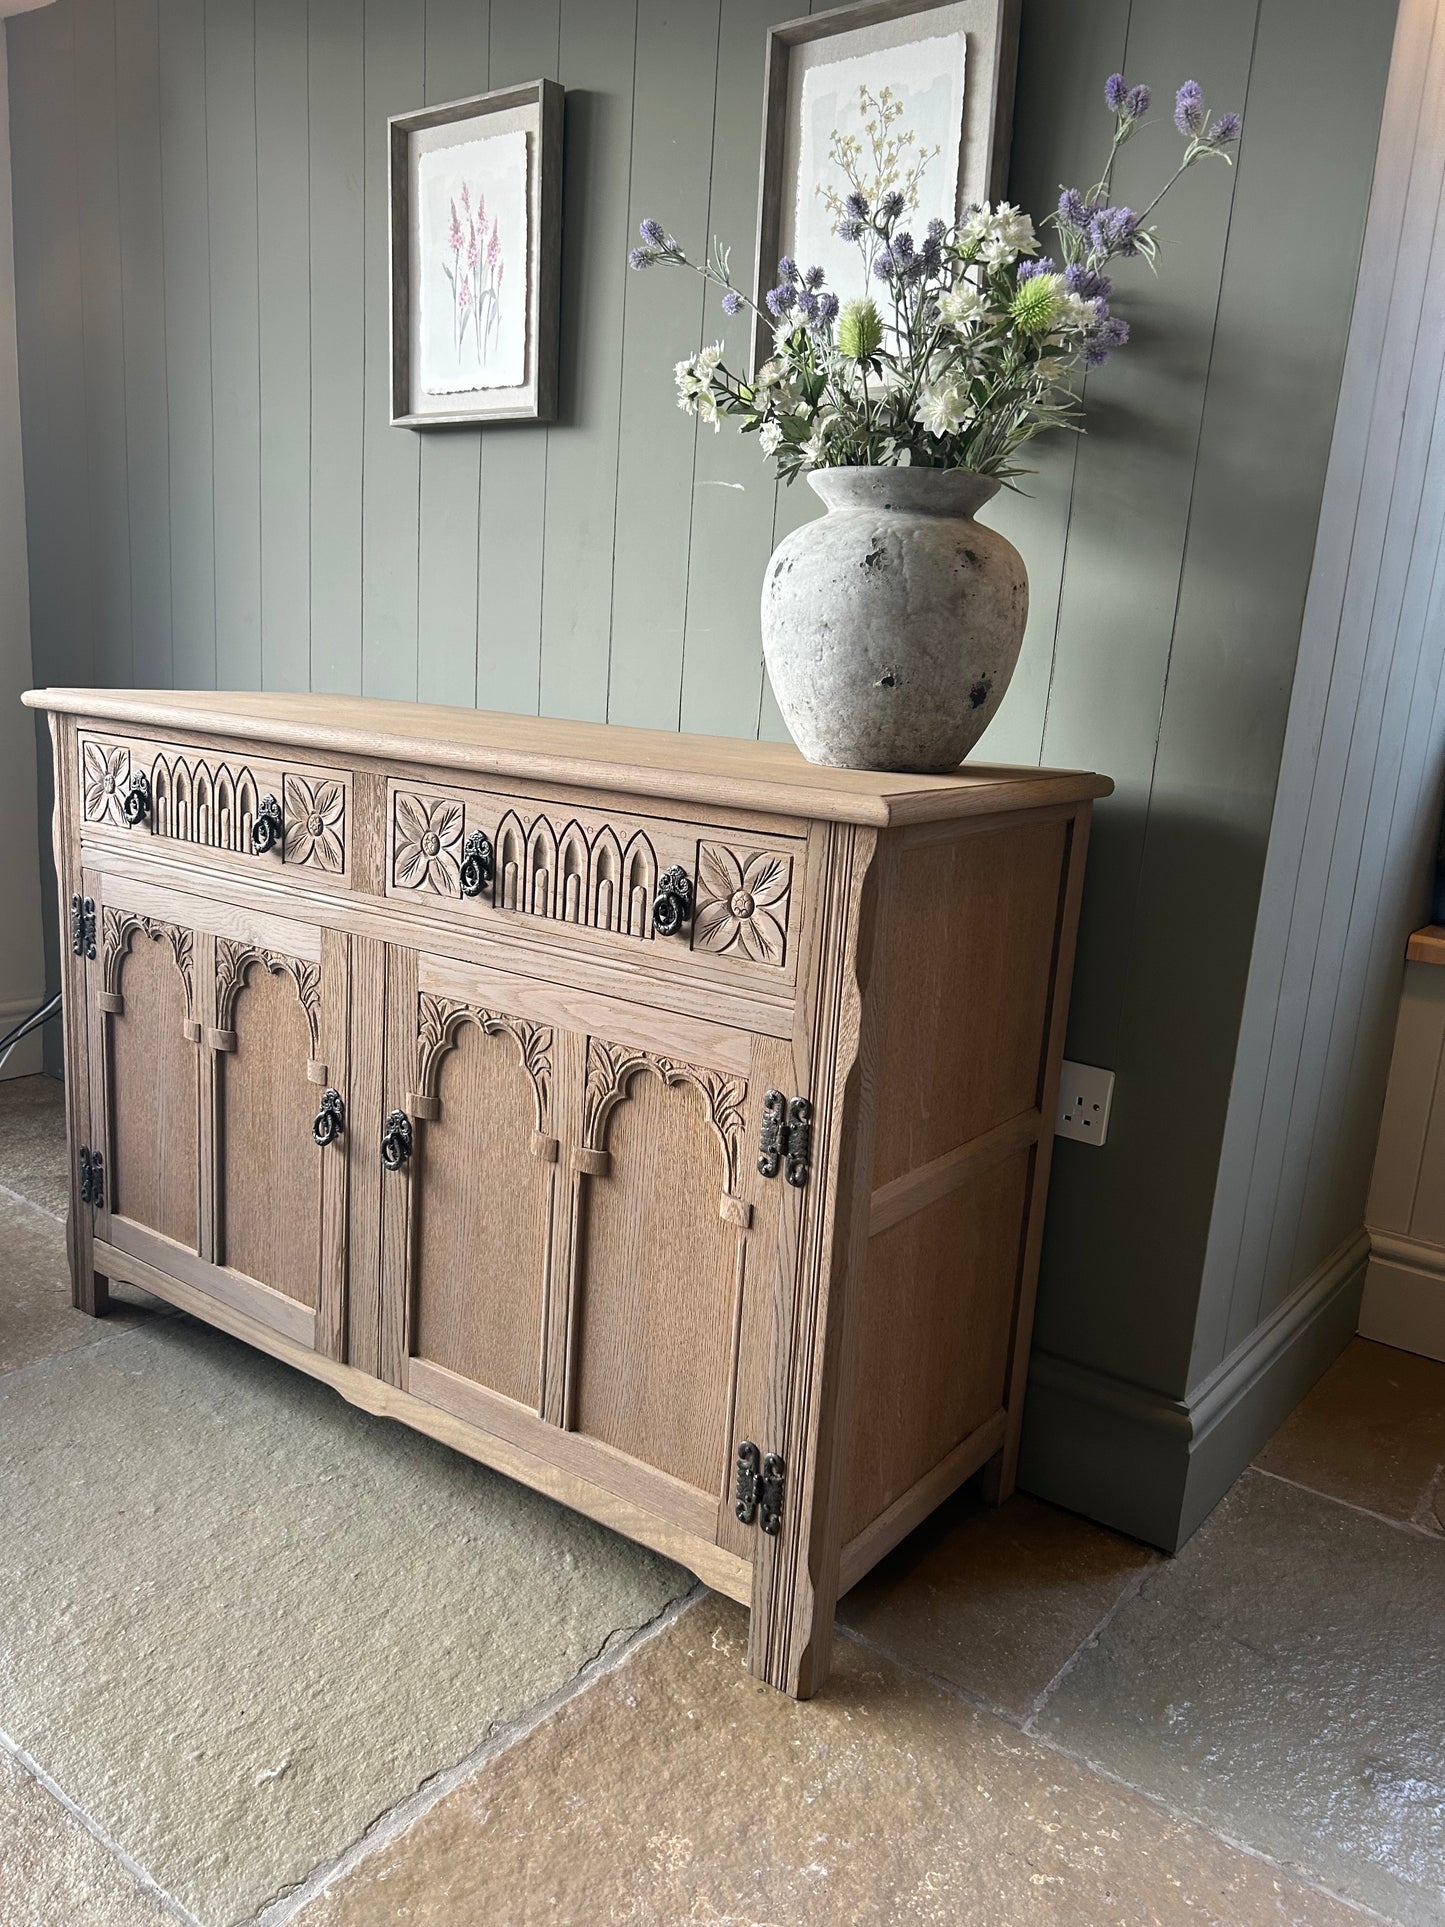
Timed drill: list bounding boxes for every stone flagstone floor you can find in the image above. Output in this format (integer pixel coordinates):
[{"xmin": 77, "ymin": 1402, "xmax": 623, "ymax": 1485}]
[{"xmin": 0, "ymin": 1072, "xmax": 1442, "ymax": 1926}]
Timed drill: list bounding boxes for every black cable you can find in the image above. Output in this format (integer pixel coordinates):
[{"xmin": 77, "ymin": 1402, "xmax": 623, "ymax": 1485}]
[{"xmin": 0, "ymin": 992, "xmax": 62, "ymax": 1057}]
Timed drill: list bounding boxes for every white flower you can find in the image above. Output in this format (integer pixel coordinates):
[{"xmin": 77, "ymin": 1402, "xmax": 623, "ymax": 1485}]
[
  {"xmin": 991, "ymin": 203, "xmax": 1037, "ymax": 254},
  {"xmin": 695, "ymin": 388, "xmax": 721, "ymax": 429},
  {"xmin": 939, "ymin": 284, "xmax": 989, "ymax": 329},
  {"xmin": 759, "ymin": 420, "xmax": 784, "ymax": 455},
  {"xmin": 1055, "ymin": 292, "xmax": 1097, "ymax": 333},
  {"xmin": 755, "ymin": 359, "xmax": 784, "ymax": 391},
  {"xmin": 914, "ymin": 384, "xmax": 970, "ymax": 438}
]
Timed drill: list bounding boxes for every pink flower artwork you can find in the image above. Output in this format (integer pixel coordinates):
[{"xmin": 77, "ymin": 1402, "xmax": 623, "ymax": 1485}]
[{"xmin": 418, "ymin": 130, "xmax": 528, "ymax": 395}]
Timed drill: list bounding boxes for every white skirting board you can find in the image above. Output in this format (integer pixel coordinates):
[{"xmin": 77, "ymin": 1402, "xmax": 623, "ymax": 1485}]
[
  {"xmin": 0, "ymin": 991, "xmax": 47, "ymax": 1078},
  {"xmin": 1360, "ymin": 1229, "xmax": 1445, "ymax": 1363}
]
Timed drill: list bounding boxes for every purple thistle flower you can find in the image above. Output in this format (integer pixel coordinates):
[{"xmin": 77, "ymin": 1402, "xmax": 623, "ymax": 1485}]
[
  {"xmin": 1064, "ymin": 261, "xmax": 1113, "ymax": 301},
  {"xmin": 1083, "ymin": 339, "xmax": 1111, "ymax": 368},
  {"xmin": 765, "ymin": 283, "xmax": 796, "ymax": 317},
  {"xmin": 835, "ymin": 217, "xmax": 865, "ymax": 242},
  {"xmin": 844, "ymin": 189, "xmax": 869, "ymax": 220},
  {"xmin": 926, "ymin": 217, "xmax": 947, "ymax": 242},
  {"xmin": 1208, "ymin": 111, "xmax": 1241, "ymax": 145},
  {"xmin": 1016, "ymin": 255, "xmax": 1057, "ymax": 282},
  {"xmin": 1057, "ymin": 186, "xmax": 1091, "ymax": 228},
  {"xmin": 721, "ymin": 288, "xmax": 744, "ymax": 316},
  {"xmin": 1125, "ymin": 83, "xmax": 1151, "ymax": 118},
  {"xmin": 777, "ymin": 255, "xmax": 799, "ymax": 284},
  {"xmin": 638, "ymin": 216, "xmax": 666, "ymax": 247},
  {"xmin": 879, "ymin": 189, "xmax": 905, "ymax": 222},
  {"xmin": 872, "ymin": 250, "xmax": 895, "ymax": 281},
  {"xmin": 1100, "ymin": 313, "xmax": 1130, "ymax": 348},
  {"xmin": 805, "ymin": 264, "xmax": 826, "ymax": 289},
  {"xmin": 814, "ymin": 292, "xmax": 839, "ymax": 329},
  {"xmin": 1174, "ymin": 78, "xmax": 1207, "ymax": 136},
  {"xmin": 797, "ymin": 287, "xmax": 820, "ymax": 323},
  {"xmin": 1090, "ymin": 205, "xmax": 1141, "ymax": 257},
  {"xmin": 627, "ymin": 246, "xmax": 657, "ymax": 270},
  {"xmin": 891, "ymin": 230, "xmax": 915, "ymax": 262},
  {"xmin": 920, "ymin": 233, "xmax": 943, "ymax": 272},
  {"xmin": 1104, "ymin": 72, "xmax": 1128, "ymax": 112}
]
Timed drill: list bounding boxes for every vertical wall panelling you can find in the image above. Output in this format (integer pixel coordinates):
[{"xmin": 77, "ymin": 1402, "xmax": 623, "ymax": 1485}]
[
  {"xmin": 536, "ymin": 0, "xmax": 639, "ymax": 723},
  {"xmin": 115, "ymin": 0, "xmax": 170, "ymax": 689},
  {"xmin": 1199, "ymin": 0, "xmax": 1443, "ymax": 1373},
  {"xmin": 307, "ymin": 0, "xmax": 364, "ymax": 695},
  {"xmin": 75, "ymin": 0, "xmax": 132, "ymax": 685},
  {"xmin": 414, "ymin": 0, "xmax": 489, "ymax": 711},
  {"xmin": 677, "ymin": 0, "xmax": 800, "ymax": 742},
  {"xmin": 9, "ymin": 1, "xmax": 88, "ymax": 691},
  {"xmin": 360, "ymin": 0, "xmax": 423, "ymax": 700},
  {"xmin": 158, "ymin": 0, "xmax": 216, "ymax": 690},
  {"xmin": 255, "ymin": 0, "xmax": 311, "ymax": 693},
  {"xmin": 474, "ymin": 0, "xmax": 558, "ymax": 715},
  {"xmin": 605, "ymin": 0, "xmax": 720, "ymax": 732},
  {"xmin": 205, "ymin": 0, "xmax": 261, "ymax": 688}
]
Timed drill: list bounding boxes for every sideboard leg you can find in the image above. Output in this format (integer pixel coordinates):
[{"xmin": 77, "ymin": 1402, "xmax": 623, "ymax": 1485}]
[
  {"xmin": 746, "ymin": 1564, "xmax": 839, "ymax": 1701},
  {"xmin": 977, "ymin": 1440, "xmax": 1016, "ymax": 1507},
  {"xmin": 76, "ymin": 1269, "xmax": 111, "ymax": 1318}
]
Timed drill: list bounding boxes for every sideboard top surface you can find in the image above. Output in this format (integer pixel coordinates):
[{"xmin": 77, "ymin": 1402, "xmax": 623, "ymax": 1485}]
[{"xmin": 25, "ymin": 687, "xmax": 1112, "ymax": 827}]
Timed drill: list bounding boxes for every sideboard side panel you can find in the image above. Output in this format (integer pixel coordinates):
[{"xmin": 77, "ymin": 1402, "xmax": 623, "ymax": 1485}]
[{"xmin": 52, "ymin": 714, "xmax": 105, "ymax": 1313}]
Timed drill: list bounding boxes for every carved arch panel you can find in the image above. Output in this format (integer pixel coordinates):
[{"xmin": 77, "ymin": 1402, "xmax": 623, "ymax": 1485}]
[
  {"xmin": 98, "ymin": 908, "xmax": 200, "ymax": 1249},
  {"xmin": 406, "ymin": 992, "xmax": 559, "ymax": 1413}
]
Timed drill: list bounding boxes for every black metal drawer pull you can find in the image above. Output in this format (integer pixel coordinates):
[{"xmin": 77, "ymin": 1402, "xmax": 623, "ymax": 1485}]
[
  {"xmin": 652, "ymin": 865, "xmax": 693, "ymax": 936},
  {"xmin": 460, "ymin": 830, "xmax": 495, "ymax": 898},
  {"xmin": 381, "ymin": 1109, "xmax": 413, "ymax": 1169},
  {"xmin": 250, "ymin": 794, "xmax": 283, "ymax": 855},
  {"xmin": 122, "ymin": 772, "xmax": 151, "ymax": 827},
  {"xmin": 312, "ymin": 1089, "xmax": 345, "ymax": 1147}
]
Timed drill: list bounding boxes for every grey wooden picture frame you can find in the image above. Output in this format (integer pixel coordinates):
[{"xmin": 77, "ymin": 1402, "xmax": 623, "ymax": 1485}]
[
  {"xmin": 752, "ymin": 0, "xmax": 1020, "ymax": 371},
  {"xmin": 389, "ymin": 78, "xmax": 564, "ymax": 427}
]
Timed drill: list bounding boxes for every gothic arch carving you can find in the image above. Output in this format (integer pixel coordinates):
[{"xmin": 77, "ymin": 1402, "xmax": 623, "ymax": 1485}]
[
  {"xmin": 214, "ymin": 938, "xmax": 321, "ymax": 1057},
  {"xmin": 415, "ymin": 993, "xmax": 553, "ymax": 1133}
]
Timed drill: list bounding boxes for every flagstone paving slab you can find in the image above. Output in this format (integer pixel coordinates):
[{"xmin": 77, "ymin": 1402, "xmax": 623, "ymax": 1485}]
[
  {"xmin": 0, "ymin": 1074, "xmax": 71, "ymax": 1221},
  {"xmin": 1255, "ymin": 1337, "xmax": 1445, "ymax": 1529},
  {"xmin": 295, "ymin": 1595, "xmax": 1374, "ymax": 1927},
  {"xmin": 1037, "ymin": 1469, "xmax": 1445, "ymax": 1927},
  {"xmin": 838, "ymin": 1485, "xmax": 1156, "ymax": 1717},
  {"xmin": 0, "ymin": 1189, "xmax": 165, "ymax": 1377},
  {"xmin": 0, "ymin": 1750, "xmax": 176, "ymax": 1927},
  {"xmin": 0, "ymin": 1315, "xmax": 689, "ymax": 1926}
]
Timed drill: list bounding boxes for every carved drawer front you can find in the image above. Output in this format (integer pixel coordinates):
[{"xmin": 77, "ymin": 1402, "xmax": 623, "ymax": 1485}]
[
  {"xmin": 79, "ymin": 732, "xmax": 352, "ymax": 882},
  {"xmin": 384, "ymin": 778, "xmax": 803, "ymax": 981}
]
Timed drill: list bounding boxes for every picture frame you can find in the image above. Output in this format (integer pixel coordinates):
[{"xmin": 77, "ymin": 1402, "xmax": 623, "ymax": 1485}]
[
  {"xmin": 752, "ymin": 0, "xmax": 1020, "ymax": 369},
  {"xmin": 389, "ymin": 78, "xmax": 564, "ymax": 427}
]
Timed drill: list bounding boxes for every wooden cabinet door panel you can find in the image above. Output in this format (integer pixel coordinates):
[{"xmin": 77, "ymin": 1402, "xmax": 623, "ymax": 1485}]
[
  {"xmin": 406, "ymin": 992, "xmax": 557, "ymax": 1412},
  {"xmin": 564, "ymin": 1031, "xmax": 791, "ymax": 1553},
  {"xmin": 93, "ymin": 894, "xmax": 201, "ymax": 1251}
]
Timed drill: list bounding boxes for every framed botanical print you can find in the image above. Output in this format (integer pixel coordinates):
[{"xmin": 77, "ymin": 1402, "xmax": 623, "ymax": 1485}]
[
  {"xmin": 753, "ymin": 0, "xmax": 1020, "ymax": 366},
  {"xmin": 389, "ymin": 78, "xmax": 564, "ymax": 426}
]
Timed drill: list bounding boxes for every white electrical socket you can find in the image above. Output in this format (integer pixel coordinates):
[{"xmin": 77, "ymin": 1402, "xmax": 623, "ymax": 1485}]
[{"xmin": 1056, "ymin": 1060, "xmax": 1114, "ymax": 1145}]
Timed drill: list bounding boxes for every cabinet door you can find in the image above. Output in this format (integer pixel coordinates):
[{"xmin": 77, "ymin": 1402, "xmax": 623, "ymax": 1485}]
[
  {"xmin": 90, "ymin": 877, "xmax": 348, "ymax": 1356},
  {"xmin": 210, "ymin": 923, "xmax": 349, "ymax": 1350},
  {"xmin": 562, "ymin": 1029, "xmax": 788, "ymax": 1557},
  {"xmin": 90, "ymin": 887, "xmax": 203, "ymax": 1255}
]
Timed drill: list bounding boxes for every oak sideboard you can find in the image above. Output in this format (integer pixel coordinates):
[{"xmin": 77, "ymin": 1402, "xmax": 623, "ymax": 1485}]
[{"xmin": 26, "ymin": 687, "xmax": 1110, "ymax": 1699}]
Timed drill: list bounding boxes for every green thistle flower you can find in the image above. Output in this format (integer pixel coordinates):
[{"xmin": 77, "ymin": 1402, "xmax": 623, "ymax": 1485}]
[
  {"xmin": 836, "ymin": 298, "xmax": 884, "ymax": 360},
  {"xmin": 1009, "ymin": 272, "xmax": 1065, "ymax": 337}
]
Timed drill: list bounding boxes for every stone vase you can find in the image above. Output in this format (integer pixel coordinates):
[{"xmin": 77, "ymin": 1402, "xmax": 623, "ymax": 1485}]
[{"xmin": 760, "ymin": 465, "xmax": 1029, "ymax": 773}]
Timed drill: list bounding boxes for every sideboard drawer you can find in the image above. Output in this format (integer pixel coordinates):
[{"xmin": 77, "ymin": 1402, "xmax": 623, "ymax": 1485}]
[
  {"xmin": 384, "ymin": 775, "xmax": 805, "ymax": 983},
  {"xmin": 79, "ymin": 731, "xmax": 353, "ymax": 884}
]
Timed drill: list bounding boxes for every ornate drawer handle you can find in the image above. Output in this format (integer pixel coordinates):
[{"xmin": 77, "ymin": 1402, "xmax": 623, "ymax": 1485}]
[
  {"xmin": 251, "ymin": 794, "xmax": 283, "ymax": 856},
  {"xmin": 312, "ymin": 1088, "xmax": 345, "ymax": 1147},
  {"xmin": 121, "ymin": 772, "xmax": 152, "ymax": 827},
  {"xmin": 460, "ymin": 830, "xmax": 495, "ymax": 898},
  {"xmin": 381, "ymin": 1109, "xmax": 413, "ymax": 1170},
  {"xmin": 652, "ymin": 865, "xmax": 694, "ymax": 937}
]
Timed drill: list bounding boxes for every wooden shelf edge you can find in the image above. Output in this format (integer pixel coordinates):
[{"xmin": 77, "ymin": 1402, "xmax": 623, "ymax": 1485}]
[{"xmin": 1406, "ymin": 924, "xmax": 1445, "ymax": 965}]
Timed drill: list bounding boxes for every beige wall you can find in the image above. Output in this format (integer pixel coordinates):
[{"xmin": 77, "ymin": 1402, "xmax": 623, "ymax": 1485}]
[
  {"xmin": 1362, "ymin": 957, "xmax": 1445, "ymax": 1361},
  {"xmin": 0, "ymin": 16, "xmax": 45, "ymax": 1077}
]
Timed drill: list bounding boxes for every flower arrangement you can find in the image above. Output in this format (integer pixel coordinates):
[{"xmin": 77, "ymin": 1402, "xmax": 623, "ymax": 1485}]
[
  {"xmin": 444, "ymin": 180, "xmax": 506, "ymax": 367},
  {"xmin": 627, "ymin": 74, "xmax": 1240, "ymax": 483}
]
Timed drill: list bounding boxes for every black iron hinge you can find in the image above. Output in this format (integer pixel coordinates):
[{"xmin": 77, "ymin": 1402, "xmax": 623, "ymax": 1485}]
[
  {"xmin": 734, "ymin": 1441, "xmax": 785, "ymax": 1535},
  {"xmin": 70, "ymin": 893, "xmax": 97, "ymax": 960},
  {"xmin": 78, "ymin": 1144, "xmax": 104, "ymax": 1210},
  {"xmin": 757, "ymin": 1090, "xmax": 812, "ymax": 1187}
]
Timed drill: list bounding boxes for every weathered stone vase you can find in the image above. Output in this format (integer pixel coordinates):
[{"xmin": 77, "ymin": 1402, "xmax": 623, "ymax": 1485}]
[{"xmin": 760, "ymin": 465, "xmax": 1029, "ymax": 773}]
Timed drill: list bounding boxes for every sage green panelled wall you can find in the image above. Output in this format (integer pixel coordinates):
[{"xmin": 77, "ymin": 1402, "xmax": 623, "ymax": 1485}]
[{"xmin": 6, "ymin": 0, "xmax": 1398, "ymax": 1537}]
